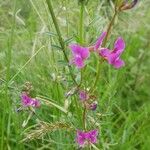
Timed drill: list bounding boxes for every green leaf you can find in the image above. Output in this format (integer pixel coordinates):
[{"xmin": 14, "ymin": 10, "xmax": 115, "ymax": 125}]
[{"xmin": 37, "ymin": 96, "xmax": 68, "ymax": 114}]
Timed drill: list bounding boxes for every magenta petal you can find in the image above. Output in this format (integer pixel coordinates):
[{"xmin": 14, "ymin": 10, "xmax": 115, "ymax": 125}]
[
  {"xmin": 108, "ymin": 54, "xmax": 125, "ymax": 69},
  {"xmin": 21, "ymin": 93, "xmax": 40, "ymax": 108},
  {"xmin": 99, "ymin": 48, "xmax": 110, "ymax": 58},
  {"xmin": 112, "ymin": 59, "xmax": 125, "ymax": 69},
  {"xmin": 113, "ymin": 37, "xmax": 125, "ymax": 53},
  {"xmin": 76, "ymin": 130, "xmax": 86, "ymax": 147},
  {"xmin": 79, "ymin": 91, "xmax": 89, "ymax": 101},
  {"xmin": 76, "ymin": 130, "xmax": 98, "ymax": 147},
  {"xmin": 74, "ymin": 55, "xmax": 84, "ymax": 68},
  {"xmin": 98, "ymin": 37, "xmax": 125, "ymax": 69},
  {"xmin": 69, "ymin": 44, "xmax": 89, "ymax": 60},
  {"xmin": 69, "ymin": 44, "xmax": 90, "ymax": 69},
  {"xmin": 69, "ymin": 44, "xmax": 81, "ymax": 55},
  {"xmin": 32, "ymin": 99, "xmax": 40, "ymax": 107},
  {"xmin": 21, "ymin": 93, "xmax": 32, "ymax": 106},
  {"xmin": 80, "ymin": 47, "xmax": 90, "ymax": 60},
  {"xmin": 95, "ymin": 32, "xmax": 107, "ymax": 50},
  {"xmin": 108, "ymin": 53, "xmax": 120, "ymax": 64},
  {"xmin": 87, "ymin": 130, "xmax": 98, "ymax": 143}
]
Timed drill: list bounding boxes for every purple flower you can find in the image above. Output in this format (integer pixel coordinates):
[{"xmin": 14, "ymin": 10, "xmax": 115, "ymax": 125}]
[
  {"xmin": 79, "ymin": 90, "xmax": 89, "ymax": 101},
  {"xmin": 99, "ymin": 37, "xmax": 125, "ymax": 69},
  {"xmin": 21, "ymin": 93, "xmax": 40, "ymax": 108},
  {"xmin": 69, "ymin": 44, "xmax": 90, "ymax": 69},
  {"xmin": 76, "ymin": 130, "xmax": 98, "ymax": 147},
  {"xmin": 89, "ymin": 101, "xmax": 97, "ymax": 111},
  {"xmin": 31, "ymin": 99, "xmax": 40, "ymax": 107},
  {"xmin": 95, "ymin": 32, "xmax": 107, "ymax": 50}
]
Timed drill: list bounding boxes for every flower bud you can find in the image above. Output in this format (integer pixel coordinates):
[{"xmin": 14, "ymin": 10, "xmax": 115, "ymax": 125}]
[
  {"xmin": 79, "ymin": 90, "xmax": 89, "ymax": 101},
  {"xmin": 119, "ymin": 0, "xmax": 138, "ymax": 11},
  {"xmin": 89, "ymin": 101, "xmax": 97, "ymax": 111}
]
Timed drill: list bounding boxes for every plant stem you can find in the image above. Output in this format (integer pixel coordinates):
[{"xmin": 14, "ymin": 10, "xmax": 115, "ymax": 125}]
[
  {"xmin": 89, "ymin": 59, "xmax": 104, "ymax": 92},
  {"xmin": 82, "ymin": 105, "xmax": 87, "ymax": 130},
  {"xmin": 3, "ymin": 0, "xmax": 16, "ymax": 149},
  {"xmin": 46, "ymin": 0, "xmax": 78, "ymax": 86},
  {"xmin": 79, "ymin": 2, "xmax": 87, "ymax": 130},
  {"xmin": 103, "ymin": 10, "xmax": 118, "ymax": 47},
  {"xmin": 79, "ymin": 1, "xmax": 84, "ymax": 44},
  {"xmin": 90, "ymin": 9, "xmax": 118, "ymax": 92},
  {"xmin": 79, "ymin": 1, "xmax": 85, "ymax": 87}
]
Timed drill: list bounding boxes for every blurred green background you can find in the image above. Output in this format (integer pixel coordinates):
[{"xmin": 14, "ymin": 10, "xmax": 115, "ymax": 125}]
[{"xmin": 0, "ymin": 0, "xmax": 150, "ymax": 149}]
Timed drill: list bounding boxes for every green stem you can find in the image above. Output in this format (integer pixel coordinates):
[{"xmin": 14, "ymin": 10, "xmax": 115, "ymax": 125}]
[
  {"xmin": 46, "ymin": 0, "xmax": 78, "ymax": 86},
  {"xmin": 3, "ymin": 1, "xmax": 17, "ymax": 149},
  {"xmin": 79, "ymin": 2, "xmax": 87, "ymax": 131},
  {"xmin": 103, "ymin": 10, "xmax": 118, "ymax": 47},
  {"xmin": 90, "ymin": 9, "xmax": 118, "ymax": 92},
  {"xmin": 79, "ymin": 2, "xmax": 84, "ymax": 44},
  {"xmin": 78, "ymin": 1, "xmax": 85, "ymax": 87},
  {"xmin": 82, "ymin": 105, "xmax": 87, "ymax": 130},
  {"xmin": 89, "ymin": 59, "xmax": 104, "ymax": 92}
]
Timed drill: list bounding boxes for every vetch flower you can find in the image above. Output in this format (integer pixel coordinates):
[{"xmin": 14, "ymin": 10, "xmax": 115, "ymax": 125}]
[
  {"xmin": 99, "ymin": 37, "xmax": 125, "ymax": 69},
  {"xmin": 76, "ymin": 129, "xmax": 98, "ymax": 147},
  {"xmin": 31, "ymin": 99, "xmax": 40, "ymax": 107},
  {"xmin": 79, "ymin": 90, "xmax": 89, "ymax": 101},
  {"xmin": 69, "ymin": 44, "xmax": 90, "ymax": 68},
  {"xmin": 89, "ymin": 101, "xmax": 97, "ymax": 111},
  {"xmin": 21, "ymin": 93, "xmax": 40, "ymax": 108}
]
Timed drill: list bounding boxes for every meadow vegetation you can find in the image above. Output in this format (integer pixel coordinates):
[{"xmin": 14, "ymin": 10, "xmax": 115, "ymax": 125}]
[{"xmin": 0, "ymin": 0, "xmax": 150, "ymax": 149}]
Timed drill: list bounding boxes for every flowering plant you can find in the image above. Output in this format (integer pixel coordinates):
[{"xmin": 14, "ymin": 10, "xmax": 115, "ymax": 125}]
[{"xmin": 19, "ymin": 0, "xmax": 139, "ymax": 149}]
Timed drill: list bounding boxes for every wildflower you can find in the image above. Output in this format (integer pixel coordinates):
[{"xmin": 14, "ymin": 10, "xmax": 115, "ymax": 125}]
[
  {"xmin": 79, "ymin": 90, "xmax": 89, "ymax": 101},
  {"xmin": 21, "ymin": 93, "xmax": 40, "ymax": 108},
  {"xmin": 84, "ymin": 101, "xmax": 98, "ymax": 111},
  {"xmin": 99, "ymin": 37, "xmax": 125, "ymax": 69},
  {"xmin": 69, "ymin": 44, "xmax": 90, "ymax": 68},
  {"xmin": 89, "ymin": 101, "xmax": 97, "ymax": 111},
  {"xmin": 76, "ymin": 129, "xmax": 98, "ymax": 147}
]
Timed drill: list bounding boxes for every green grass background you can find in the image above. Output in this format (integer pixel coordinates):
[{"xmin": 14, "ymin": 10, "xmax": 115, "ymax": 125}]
[{"xmin": 0, "ymin": 0, "xmax": 150, "ymax": 149}]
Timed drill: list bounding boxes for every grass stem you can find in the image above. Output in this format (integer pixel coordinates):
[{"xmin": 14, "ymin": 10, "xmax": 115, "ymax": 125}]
[{"xmin": 46, "ymin": 0, "xmax": 78, "ymax": 86}]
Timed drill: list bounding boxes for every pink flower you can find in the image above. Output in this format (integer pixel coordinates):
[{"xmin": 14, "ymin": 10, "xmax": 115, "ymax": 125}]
[
  {"xmin": 99, "ymin": 37, "xmax": 125, "ymax": 69},
  {"xmin": 89, "ymin": 101, "xmax": 97, "ymax": 111},
  {"xmin": 79, "ymin": 90, "xmax": 89, "ymax": 101},
  {"xmin": 95, "ymin": 32, "xmax": 107, "ymax": 50},
  {"xmin": 69, "ymin": 44, "xmax": 90, "ymax": 68},
  {"xmin": 76, "ymin": 130, "xmax": 98, "ymax": 147},
  {"xmin": 21, "ymin": 93, "xmax": 40, "ymax": 108}
]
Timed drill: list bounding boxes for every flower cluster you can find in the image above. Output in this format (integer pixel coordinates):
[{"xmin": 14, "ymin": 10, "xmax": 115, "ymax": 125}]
[
  {"xmin": 79, "ymin": 90, "xmax": 89, "ymax": 101},
  {"xmin": 21, "ymin": 93, "xmax": 40, "ymax": 108},
  {"xmin": 76, "ymin": 90, "xmax": 98, "ymax": 147},
  {"xmin": 69, "ymin": 44, "xmax": 90, "ymax": 68},
  {"xmin": 69, "ymin": 32, "xmax": 125, "ymax": 69},
  {"xmin": 69, "ymin": 31, "xmax": 126, "ymax": 148},
  {"xmin": 17, "ymin": 0, "xmax": 139, "ymax": 148},
  {"xmin": 79, "ymin": 90, "xmax": 97, "ymax": 111},
  {"xmin": 76, "ymin": 129, "xmax": 98, "ymax": 147},
  {"xmin": 99, "ymin": 37, "xmax": 125, "ymax": 68}
]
